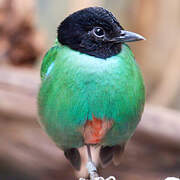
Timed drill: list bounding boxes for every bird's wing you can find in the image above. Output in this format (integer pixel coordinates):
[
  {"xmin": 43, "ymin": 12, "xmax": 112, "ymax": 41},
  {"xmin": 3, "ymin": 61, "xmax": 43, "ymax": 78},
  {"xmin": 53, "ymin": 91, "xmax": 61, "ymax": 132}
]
[{"xmin": 40, "ymin": 40, "xmax": 61, "ymax": 81}]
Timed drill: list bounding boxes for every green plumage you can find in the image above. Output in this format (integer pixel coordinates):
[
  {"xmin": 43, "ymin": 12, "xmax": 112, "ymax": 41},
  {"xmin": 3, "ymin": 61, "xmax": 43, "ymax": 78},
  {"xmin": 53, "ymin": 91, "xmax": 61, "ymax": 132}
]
[{"xmin": 38, "ymin": 41, "xmax": 145, "ymax": 150}]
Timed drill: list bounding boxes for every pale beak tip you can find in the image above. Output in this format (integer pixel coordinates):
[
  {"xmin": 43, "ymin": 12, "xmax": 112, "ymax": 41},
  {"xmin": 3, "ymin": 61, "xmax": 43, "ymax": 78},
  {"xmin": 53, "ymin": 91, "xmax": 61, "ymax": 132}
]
[
  {"xmin": 142, "ymin": 36, "xmax": 146, "ymax": 41},
  {"xmin": 138, "ymin": 34, "xmax": 146, "ymax": 41}
]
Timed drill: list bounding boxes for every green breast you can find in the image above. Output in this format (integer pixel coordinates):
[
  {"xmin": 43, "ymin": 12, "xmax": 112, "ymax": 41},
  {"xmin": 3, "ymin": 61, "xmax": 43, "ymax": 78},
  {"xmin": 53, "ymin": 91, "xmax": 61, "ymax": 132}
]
[{"xmin": 38, "ymin": 42, "xmax": 145, "ymax": 149}]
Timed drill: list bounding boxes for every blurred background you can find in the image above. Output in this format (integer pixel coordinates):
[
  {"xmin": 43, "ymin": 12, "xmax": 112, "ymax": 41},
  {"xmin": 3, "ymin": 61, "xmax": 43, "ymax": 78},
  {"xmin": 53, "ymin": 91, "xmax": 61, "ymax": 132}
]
[{"xmin": 0, "ymin": 0, "xmax": 180, "ymax": 179}]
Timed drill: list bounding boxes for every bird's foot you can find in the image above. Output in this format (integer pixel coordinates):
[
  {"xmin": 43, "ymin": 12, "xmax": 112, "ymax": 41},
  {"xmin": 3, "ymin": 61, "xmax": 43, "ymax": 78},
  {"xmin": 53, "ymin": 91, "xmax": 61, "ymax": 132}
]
[
  {"xmin": 79, "ymin": 161, "xmax": 116, "ymax": 180},
  {"xmin": 79, "ymin": 146, "xmax": 116, "ymax": 180}
]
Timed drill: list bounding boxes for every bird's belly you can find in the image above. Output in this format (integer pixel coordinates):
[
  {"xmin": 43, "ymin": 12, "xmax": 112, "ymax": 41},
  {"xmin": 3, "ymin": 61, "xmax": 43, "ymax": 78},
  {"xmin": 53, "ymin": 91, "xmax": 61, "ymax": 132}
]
[{"xmin": 83, "ymin": 115, "xmax": 113, "ymax": 144}]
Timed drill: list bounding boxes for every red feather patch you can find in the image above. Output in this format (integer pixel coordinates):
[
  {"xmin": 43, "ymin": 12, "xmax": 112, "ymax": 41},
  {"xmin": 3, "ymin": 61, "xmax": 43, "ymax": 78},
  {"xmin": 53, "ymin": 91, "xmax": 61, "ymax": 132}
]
[{"xmin": 83, "ymin": 115, "xmax": 113, "ymax": 144}]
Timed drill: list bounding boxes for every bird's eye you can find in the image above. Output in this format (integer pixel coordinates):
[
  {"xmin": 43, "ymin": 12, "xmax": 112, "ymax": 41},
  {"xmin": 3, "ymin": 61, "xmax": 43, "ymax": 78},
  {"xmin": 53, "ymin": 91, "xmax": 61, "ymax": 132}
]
[{"xmin": 93, "ymin": 27, "xmax": 105, "ymax": 37}]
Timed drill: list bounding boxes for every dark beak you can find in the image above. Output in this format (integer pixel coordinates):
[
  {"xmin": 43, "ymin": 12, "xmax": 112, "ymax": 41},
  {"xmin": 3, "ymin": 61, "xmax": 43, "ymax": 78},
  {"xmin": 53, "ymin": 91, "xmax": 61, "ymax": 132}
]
[{"xmin": 110, "ymin": 30, "xmax": 146, "ymax": 43}]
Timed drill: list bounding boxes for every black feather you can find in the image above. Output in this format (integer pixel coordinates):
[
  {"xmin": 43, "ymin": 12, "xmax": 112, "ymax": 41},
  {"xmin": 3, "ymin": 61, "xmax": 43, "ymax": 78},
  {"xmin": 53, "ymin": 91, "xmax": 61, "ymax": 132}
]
[
  {"xmin": 57, "ymin": 7, "xmax": 123, "ymax": 59},
  {"xmin": 99, "ymin": 144, "xmax": 125, "ymax": 167},
  {"xmin": 64, "ymin": 148, "xmax": 81, "ymax": 171},
  {"xmin": 100, "ymin": 146, "xmax": 114, "ymax": 167}
]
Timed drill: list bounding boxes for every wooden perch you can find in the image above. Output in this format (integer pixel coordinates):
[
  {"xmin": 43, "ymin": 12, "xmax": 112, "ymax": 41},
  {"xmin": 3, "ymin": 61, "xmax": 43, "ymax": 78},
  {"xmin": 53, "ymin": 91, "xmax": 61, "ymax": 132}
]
[
  {"xmin": 0, "ymin": 65, "xmax": 39, "ymax": 120},
  {"xmin": 0, "ymin": 65, "xmax": 180, "ymax": 179},
  {"xmin": 0, "ymin": 65, "xmax": 180, "ymax": 148},
  {"xmin": 136, "ymin": 105, "xmax": 180, "ymax": 150}
]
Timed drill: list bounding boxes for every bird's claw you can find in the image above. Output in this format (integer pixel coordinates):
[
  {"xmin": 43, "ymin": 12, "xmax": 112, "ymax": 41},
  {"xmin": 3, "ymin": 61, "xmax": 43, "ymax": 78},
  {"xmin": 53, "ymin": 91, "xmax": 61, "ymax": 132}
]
[{"xmin": 79, "ymin": 175, "xmax": 116, "ymax": 180}]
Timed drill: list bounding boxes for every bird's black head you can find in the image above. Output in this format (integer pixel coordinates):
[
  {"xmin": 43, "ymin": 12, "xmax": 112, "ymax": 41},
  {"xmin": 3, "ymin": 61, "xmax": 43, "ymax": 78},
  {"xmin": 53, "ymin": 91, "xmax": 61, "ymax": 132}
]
[{"xmin": 58, "ymin": 7, "xmax": 145, "ymax": 59}]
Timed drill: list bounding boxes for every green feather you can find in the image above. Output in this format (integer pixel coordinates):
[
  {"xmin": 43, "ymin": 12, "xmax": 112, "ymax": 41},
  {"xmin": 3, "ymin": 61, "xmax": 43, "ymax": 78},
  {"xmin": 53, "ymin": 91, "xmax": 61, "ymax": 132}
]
[{"xmin": 38, "ymin": 41, "xmax": 145, "ymax": 149}]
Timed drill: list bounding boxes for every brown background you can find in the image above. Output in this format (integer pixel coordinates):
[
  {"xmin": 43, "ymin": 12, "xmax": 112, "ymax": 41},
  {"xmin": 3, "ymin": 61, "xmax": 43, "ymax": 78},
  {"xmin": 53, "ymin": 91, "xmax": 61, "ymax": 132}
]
[{"xmin": 0, "ymin": 0, "xmax": 180, "ymax": 179}]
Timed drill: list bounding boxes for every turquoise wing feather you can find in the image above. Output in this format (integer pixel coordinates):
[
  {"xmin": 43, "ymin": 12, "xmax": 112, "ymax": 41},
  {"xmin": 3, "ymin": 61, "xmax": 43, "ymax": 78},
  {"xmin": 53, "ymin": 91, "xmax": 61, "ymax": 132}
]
[
  {"xmin": 40, "ymin": 40, "xmax": 61, "ymax": 81},
  {"xmin": 38, "ymin": 41, "xmax": 145, "ymax": 149}
]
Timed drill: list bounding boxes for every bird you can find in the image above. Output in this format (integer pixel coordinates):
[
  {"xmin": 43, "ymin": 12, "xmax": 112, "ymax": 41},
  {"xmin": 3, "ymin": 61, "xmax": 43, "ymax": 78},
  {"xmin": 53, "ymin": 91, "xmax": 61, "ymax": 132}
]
[{"xmin": 38, "ymin": 7, "xmax": 145, "ymax": 180}]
